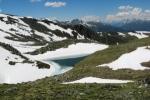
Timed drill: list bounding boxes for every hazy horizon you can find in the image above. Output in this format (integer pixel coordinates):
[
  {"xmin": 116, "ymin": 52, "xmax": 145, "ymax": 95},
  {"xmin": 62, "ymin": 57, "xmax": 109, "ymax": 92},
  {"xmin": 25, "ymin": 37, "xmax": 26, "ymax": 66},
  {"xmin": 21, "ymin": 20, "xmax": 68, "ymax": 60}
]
[{"xmin": 0, "ymin": 0, "xmax": 150, "ymax": 22}]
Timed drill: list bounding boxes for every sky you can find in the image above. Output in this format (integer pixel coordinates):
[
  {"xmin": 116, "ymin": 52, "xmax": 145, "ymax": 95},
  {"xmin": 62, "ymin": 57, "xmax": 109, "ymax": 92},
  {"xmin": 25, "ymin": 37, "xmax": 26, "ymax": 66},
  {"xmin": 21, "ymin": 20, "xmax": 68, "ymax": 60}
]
[{"xmin": 0, "ymin": 0, "xmax": 150, "ymax": 21}]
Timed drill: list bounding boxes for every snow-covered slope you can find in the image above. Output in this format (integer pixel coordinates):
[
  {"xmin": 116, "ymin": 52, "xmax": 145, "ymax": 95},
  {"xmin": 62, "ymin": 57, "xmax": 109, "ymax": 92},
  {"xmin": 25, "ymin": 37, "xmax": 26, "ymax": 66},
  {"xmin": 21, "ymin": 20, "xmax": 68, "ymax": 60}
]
[
  {"xmin": 128, "ymin": 32, "xmax": 148, "ymax": 39},
  {"xmin": 0, "ymin": 13, "xmax": 149, "ymax": 84},
  {"xmin": 0, "ymin": 13, "xmax": 149, "ymax": 49},
  {"xmin": 63, "ymin": 77, "xmax": 133, "ymax": 84},
  {"xmin": 0, "ymin": 46, "xmax": 61, "ymax": 84},
  {"xmin": 0, "ymin": 13, "xmax": 110, "ymax": 84},
  {"xmin": 117, "ymin": 32, "xmax": 149, "ymax": 39},
  {"xmin": 26, "ymin": 43, "xmax": 108, "ymax": 60},
  {"xmin": 0, "ymin": 42, "xmax": 108, "ymax": 84},
  {"xmin": 0, "ymin": 14, "xmax": 92, "ymax": 56},
  {"xmin": 0, "ymin": 14, "xmax": 88, "ymax": 49},
  {"xmin": 98, "ymin": 47, "xmax": 150, "ymax": 70}
]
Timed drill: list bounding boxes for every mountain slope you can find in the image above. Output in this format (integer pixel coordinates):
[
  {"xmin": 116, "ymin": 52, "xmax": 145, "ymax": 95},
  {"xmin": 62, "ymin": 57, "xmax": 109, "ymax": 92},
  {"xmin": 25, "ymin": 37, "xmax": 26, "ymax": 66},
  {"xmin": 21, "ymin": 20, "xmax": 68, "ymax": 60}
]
[
  {"xmin": 0, "ymin": 13, "xmax": 149, "ymax": 68},
  {"xmin": 110, "ymin": 19, "xmax": 150, "ymax": 31},
  {"xmin": 71, "ymin": 19, "xmax": 126, "ymax": 32},
  {"xmin": 0, "ymin": 14, "xmax": 85, "ymax": 45},
  {"xmin": 0, "ymin": 13, "xmax": 150, "ymax": 99},
  {"xmin": 0, "ymin": 37, "xmax": 150, "ymax": 100}
]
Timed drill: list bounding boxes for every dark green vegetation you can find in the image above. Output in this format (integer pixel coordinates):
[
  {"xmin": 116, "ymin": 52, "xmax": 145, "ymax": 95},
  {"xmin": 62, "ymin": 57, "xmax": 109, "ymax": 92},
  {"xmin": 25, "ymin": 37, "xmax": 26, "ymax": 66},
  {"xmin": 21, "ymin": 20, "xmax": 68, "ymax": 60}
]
[
  {"xmin": 27, "ymin": 34, "xmax": 136, "ymax": 55},
  {"xmin": 0, "ymin": 38, "xmax": 150, "ymax": 100},
  {"xmin": 0, "ymin": 42, "xmax": 50, "ymax": 69},
  {"xmin": 59, "ymin": 37, "xmax": 150, "ymax": 82},
  {"xmin": 8, "ymin": 61, "xmax": 16, "ymax": 65},
  {"xmin": 21, "ymin": 17, "xmax": 98, "ymax": 41},
  {"xmin": 36, "ymin": 61, "xmax": 50, "ymax": 69},
  {"xmin": 0, "ymin": 81, "xmax": 150, "ymax": 100},
  {"xmin": 141, "ymin": 61, "xmax": 150, "ymax": 68},
  {"xmin": 0, "ymin": 42, "xmax": 29, "ymax": 61},
  {"xmin": 0, "ymin": 15, "xmax": 138, "ymax": 47},
  {"xmin": 21, "ymin": 17, "xmax": 137, "ymax": 45}
]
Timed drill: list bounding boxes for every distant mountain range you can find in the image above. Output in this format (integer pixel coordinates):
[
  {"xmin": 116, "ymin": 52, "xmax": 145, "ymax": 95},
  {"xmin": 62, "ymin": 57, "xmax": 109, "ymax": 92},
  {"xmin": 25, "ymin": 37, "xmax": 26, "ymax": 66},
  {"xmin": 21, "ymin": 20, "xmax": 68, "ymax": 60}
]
[
  {"xmin": 70, "ymin": 19, "xmax": 126, "ymax": 32},
  {"xmin": 120, "ymin": 20, "xmax": 150, "ymax": 31},
  {"xmin": 0, "ymin": 13, "xmax": 149, "ymax": 47},
  {"xmin": 70, "ymin": 19, "xmax": 150, "ymax": 32},
  {"xmin": 0, "ymin": 13, "xmax": 149, "ymax": 83}
]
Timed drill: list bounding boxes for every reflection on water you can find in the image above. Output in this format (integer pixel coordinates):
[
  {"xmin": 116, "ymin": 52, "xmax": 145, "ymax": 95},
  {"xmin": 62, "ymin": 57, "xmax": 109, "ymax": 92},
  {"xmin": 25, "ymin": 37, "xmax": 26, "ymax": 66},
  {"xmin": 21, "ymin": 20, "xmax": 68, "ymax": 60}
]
[
  {"xmin": 52, "ymin": 56, "xmax": 87, "ymax": 66},
  {"xmin": 45, "ymin": 56, "xmax": 87, "ymax": 75}
]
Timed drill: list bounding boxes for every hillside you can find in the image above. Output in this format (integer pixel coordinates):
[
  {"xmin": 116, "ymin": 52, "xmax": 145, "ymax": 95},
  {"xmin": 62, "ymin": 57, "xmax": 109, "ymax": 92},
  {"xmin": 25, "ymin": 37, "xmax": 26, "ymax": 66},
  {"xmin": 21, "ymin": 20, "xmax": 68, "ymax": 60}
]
[
  {"xmin": 0, "ymin": 13, "xmax": 150, "ymax": 99},
  {"xmin": 121, "ymin": 20, "xmax": 150, "ymax": 31},
  {"xmin": 0, "ymin": 13, "xmax": 147, "ymax": 71},
  {"xmin": 0, "ymin": 37, "xmax": 150, "ymax": 99}
]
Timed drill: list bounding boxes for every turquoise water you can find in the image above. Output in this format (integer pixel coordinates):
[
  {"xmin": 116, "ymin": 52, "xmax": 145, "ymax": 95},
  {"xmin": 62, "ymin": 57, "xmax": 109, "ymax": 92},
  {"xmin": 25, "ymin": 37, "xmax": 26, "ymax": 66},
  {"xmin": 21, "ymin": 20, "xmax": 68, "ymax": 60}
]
[
  {"xmin": 52, "ymin": 56, "xmax": 87, "ymax": 66},
  {"xmin": 45, "ymin": 56, "xmax": 87, "ymax": 75}
]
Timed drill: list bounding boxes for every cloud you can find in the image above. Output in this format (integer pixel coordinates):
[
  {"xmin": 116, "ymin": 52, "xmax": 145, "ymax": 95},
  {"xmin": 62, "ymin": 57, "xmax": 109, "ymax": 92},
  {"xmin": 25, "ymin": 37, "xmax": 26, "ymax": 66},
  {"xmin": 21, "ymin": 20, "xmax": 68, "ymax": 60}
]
[
  {"xmin": 47, "ymin": 16, "xmax": 57, "ymax": 20},
  {"xmin": 118, "ymin": 5, "xmax": 133, "ymax": 11},
  {"xmin": 81, "ymin": 16, "xmax": 100, "ymax": 22},
  {"xmin": 30, "ymin": 0, "xmax": 41, "ymax": 2},
  {"xmin": 145, "ymin": 10, "xmax": 150, "ymax": 13},
  {"xmin": 106, "ymin": 5, "xmax": 150, "ymax": 22},
  {"xmin": 45, "ymin": 2, "xmax": 66, "ymax": 8}
]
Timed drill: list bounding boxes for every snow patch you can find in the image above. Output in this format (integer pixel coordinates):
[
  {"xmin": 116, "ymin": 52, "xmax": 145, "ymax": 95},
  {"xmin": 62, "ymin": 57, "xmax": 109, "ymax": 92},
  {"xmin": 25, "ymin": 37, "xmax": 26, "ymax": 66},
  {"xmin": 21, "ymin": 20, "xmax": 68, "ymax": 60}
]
[
  {"xmin": 26, "ymin": 43, "xmax": 109, "ymax": 60},
  {"xmin": 63, "ymin": 77, "xmax": 133, "ymax": 84},
  {"xmin": 38, "ymin": 21, "xmax": 74, "ymax": 36},
  {"xmin": 0, "ymin": 46, "xmax": 59, "ymax": 84},
  {"xmin": 98, "ymin": 47, "xmax": 150, "ymax": 70},
  {"xmin": 48, "ymin": 32, "xmax": 67, "ymax": 41},
  {"xmin": 118, "ymin": 32, "xmax": 126, "ymax": 37},
  {"xmin": 128, "ymin": 32, "xmax": 148, "ymax": 39},
  {"xmin": 136, "ymin": 31, "xmax": 150, "ymax": 34}
]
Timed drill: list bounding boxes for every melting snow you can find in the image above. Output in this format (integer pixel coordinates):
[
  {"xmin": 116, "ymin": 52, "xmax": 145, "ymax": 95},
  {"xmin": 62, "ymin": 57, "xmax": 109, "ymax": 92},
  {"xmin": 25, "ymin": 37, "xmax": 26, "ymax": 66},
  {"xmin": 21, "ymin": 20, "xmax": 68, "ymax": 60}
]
[
  {"xmin": 0, "ymin": 46, "xmax": 67, "ymax": 84},
  {"xmin": 26, "ymin": 43, "xmax": 109, "ymax": 60},
  {"xmin": 63, "ymin": 77, "xmax": 133, "ymax": 84},
  {"xmin": 98, "ymin": 47, "xmax": 150, "ymax": 70},
  {"xmin": 0, "ymin": 42, "xmax": 108, "ymax": 84},
  {"xmin": 38, "ymin": 21, "xmax": 74, "ymax": 36},
  {"xmin": 128, "ymin": 32, "xmax": 148, "ymax": 39}
]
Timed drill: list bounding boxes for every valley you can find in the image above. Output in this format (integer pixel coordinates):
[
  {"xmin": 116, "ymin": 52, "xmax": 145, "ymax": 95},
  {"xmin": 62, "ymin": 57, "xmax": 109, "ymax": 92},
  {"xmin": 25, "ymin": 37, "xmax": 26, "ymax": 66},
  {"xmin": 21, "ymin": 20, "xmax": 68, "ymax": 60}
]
[{"xmin": 0, "ymin": 13, "xmax": 150, "ymax": 99}]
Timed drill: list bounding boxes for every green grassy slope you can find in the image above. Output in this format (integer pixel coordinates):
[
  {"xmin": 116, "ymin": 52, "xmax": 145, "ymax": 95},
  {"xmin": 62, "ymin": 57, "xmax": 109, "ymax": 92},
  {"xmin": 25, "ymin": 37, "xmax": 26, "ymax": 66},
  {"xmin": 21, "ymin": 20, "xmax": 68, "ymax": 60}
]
[
  {"xmin": 0, "ymin": 38, "xmax": 150, "ymax": 100},
  {"xmin": 57, "ymin": 37, "xmax": 150, "ymax": 82}
]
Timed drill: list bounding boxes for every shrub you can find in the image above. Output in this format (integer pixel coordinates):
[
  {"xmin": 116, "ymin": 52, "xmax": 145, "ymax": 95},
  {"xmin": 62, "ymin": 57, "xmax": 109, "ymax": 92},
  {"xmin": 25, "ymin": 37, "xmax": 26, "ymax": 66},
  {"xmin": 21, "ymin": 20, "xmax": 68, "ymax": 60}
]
[
  {"xmin": 36, "ymin": 61, "xmax": 50, "ymax": 69},
  {"xmin": 141, "ymin": 61, "xmax": 150, "ymax": 68},
  {"xmin": 9, "ymin": 61, "xmax": 16, "ymax": 65}
]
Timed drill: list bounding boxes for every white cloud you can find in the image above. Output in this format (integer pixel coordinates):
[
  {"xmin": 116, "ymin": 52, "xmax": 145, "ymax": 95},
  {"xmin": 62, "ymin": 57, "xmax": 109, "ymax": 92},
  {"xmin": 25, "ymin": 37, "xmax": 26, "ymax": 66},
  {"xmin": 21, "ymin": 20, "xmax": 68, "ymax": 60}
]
[
  {"xmin": 30, "ymin": 0, "xmax": 41, "ymax": 2},
  {"xmin": 106, "ymin": 5, "xmax": 150, "ymax": 22},
  {"xmin": 45, "ymin": 2, "xmax": 66, "ymax": 8},
  {"xmin": 81, "ymin": 16, "xmax": 100, "ymax": 22},
  {"xmin": 47, "ymin": 16, "xmax": 57, "ymax": 20},
  {"xmin": 145, "ymin": 10, "xmax": 150, "ymax": 13},
  {"xmin": 118, "ymin": 5, "xmax": 133, "ymax": 11}
]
